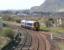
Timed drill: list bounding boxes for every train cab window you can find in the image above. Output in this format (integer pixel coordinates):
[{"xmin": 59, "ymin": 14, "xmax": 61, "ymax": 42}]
[{"xmin": 34, "ymin": 22, "xmax": 40, "ymax": 27}]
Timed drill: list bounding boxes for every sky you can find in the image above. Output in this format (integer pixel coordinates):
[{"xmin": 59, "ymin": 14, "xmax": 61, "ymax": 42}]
[{"xmin": 0, "ymin": 0, "xmax": 45, "ymax": 10}]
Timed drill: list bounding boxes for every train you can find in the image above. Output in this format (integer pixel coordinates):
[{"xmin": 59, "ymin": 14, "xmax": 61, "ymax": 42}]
[{"xmin": 21, "ymin": 20, "xmax": 40, "ymax": 31}]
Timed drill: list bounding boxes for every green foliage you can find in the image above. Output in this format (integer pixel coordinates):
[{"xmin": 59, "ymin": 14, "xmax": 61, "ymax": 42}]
[
  {"xmin": 45, "ymin": 21, "xmax": 51, "ymax": 27},
  {"xmin": 44, "ymin": 18, "xmax": 55, "ymax": 27},
  {"xmin": 0, "ymin": 36, "xmax": 10, "ymax": 49},
  {"xmin": 58, "ymin": 43, "xmax": 64, "ymax": 50},
  {"xmin": 40, "ymin": 26, "xmax": 49, "ymax": 31},
  {"xmin": 2, "ymin": 15, "xmax": 21, "ymax": 23},
  {"xmin": 50, "ymin": 28, "xmax": 64, "ymax": 33},
  {"xmin": 2, "ymin": 16, "xmax": 12, "ymax": 21},
  {"xmin": 1, "ymin": 28, "xmax": 14, "ymax": 39},
  {"xmin": 49, "ymin": 27, "xmax": 64, "ymax": 37},
  {"xmin": 48, "ymin": 18, "xmax": 54, "ymax": 23},
  {"xmin": 0, "ymin": 28, "xmax": 14, "ymax": 49},
  {"xmin": 15, "ymin": 18, "xmax": 21, "ymax": 23}
]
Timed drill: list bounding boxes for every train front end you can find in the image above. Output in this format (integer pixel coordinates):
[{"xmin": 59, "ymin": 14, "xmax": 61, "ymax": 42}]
[{"xmin": 34, "ymin": 22, "xmax": 40, "ymax": 31}]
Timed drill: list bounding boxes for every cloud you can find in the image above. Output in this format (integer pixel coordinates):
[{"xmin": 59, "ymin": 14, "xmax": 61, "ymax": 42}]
[{"xmin": 0, "ymin": 0, "xmax": 45, "ymax": 10}]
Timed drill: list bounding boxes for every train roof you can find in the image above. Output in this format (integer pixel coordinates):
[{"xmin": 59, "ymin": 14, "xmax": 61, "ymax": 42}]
[{"xmin": 21, "ymin": 20, "xmax": 36, "ymax": 23}]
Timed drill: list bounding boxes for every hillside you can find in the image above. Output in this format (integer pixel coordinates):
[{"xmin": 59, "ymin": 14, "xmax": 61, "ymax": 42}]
[{"xmin": 30, "ymin": 0, "xmax": 64, "ymax": 12}]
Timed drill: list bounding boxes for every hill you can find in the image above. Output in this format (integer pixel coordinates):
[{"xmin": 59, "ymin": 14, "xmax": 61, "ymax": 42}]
[{"xmin": 30, "ymin": 0, "xmax": 64, "ymax": 12}]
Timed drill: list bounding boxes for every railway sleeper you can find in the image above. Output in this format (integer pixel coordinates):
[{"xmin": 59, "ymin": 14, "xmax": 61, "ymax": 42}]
[
  {"xmin": 24, "ymin": 35, "xmax": 32, "ymax": 46},
  {"xmin": 24, "ymin": 38, "xmax": 32, "ymax": 46}
]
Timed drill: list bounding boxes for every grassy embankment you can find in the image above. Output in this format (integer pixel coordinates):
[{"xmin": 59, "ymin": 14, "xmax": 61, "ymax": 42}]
[{"xmin": 0, "ymin": 27, "xmax": 14, "ymax": 49}]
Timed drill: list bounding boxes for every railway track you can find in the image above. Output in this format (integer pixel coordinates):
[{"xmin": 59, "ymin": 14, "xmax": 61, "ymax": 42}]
[
  {"xmin": 3, "ymin": 21, "xmax": 60, "ymax": 50},
  {"xmin": 20, "ymin": 30, "xmax": 32, "ymax": 50},
  {"xmin": 27, "ymin": 30, "xmax": 49, "ymax": 50},
  {"xmin": 23, "ymin": 29, "xmax": 60, "ymax": 50},
  {"xmin": 13, "ymin": 30, "xmax": 28, "ymax": 50}
]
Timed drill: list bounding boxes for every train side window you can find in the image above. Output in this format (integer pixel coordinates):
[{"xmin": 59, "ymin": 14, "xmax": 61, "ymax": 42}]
[{"xmin": 27, "ymin": 23, "xmax": 32, "ymax": 26}]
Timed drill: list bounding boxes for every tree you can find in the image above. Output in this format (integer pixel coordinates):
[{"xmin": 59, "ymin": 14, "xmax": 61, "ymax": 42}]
[{"xmin": 45, "ymin": 18, "xmax": 54, "ymax": 27}]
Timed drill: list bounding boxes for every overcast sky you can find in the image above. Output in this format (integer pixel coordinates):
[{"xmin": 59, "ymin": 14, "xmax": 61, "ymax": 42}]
[{"xmin": 0, "ymin": 0, "xmax": 45, "ymax": 10}]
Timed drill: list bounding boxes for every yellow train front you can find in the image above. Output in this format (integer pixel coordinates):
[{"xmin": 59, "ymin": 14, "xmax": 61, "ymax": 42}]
[{"xmin": 21, "ymin": 20, "xmax": 40, "ymax": 31}]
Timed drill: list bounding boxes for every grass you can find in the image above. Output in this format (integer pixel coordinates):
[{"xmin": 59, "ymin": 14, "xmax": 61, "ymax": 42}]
[
  {"xmin": 49, "ymin": 27, "xmax": 64, "ymax": 37},
  {"xmin": 40, "ymin": 25, "xmax": 64, "ymax": 32},
  {"xmin": 0, "ymin": 30, "xmax": 4, "ymax": 36},
  {"xmin": 0, "ymin": 36, "xmax": 10, "ymax": 49},
  {"xmin": 50, "ymin": 27, "xmax": 64, "ymax": 33},
  {"xmin": 0, "ymin": 28, "xmax": 13, "ymax": 35},
  {"xmin": 40, "ymin": 26, "xmax": 49, "ymax": 31},
  {"xmin": 40, "ymin": 25, "xmax": 64, "ymax": 37},
  {"xmin": 40, "ymin": 25, "xmax": 64, "ymax": 50},
  {"xmin": 0, "ymin": 27, "xmax": 14, "ymax": 49},
  {"xmin": 58, "ymin": 43, "xmax": 64, "ymax": 50}
]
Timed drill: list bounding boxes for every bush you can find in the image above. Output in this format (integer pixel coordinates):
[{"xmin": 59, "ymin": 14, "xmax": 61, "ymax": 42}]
[
  {"xmin": 3, "ymin": 23, "xmax": 7, "ymax": 27},
  {"xmin": 16, "ymin": 19, "xmax": 21, "ymax": 23},
  {"xmin": 2, "ymin": 16, "xmax": 12, "ymax": 21},
  {"xmin": 2, "ymin": 28, "xmax": 14, "ymax": 39}
]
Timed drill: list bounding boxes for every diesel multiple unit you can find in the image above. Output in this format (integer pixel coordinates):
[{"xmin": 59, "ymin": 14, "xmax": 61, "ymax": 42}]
[{"xmin": 21, "ymin": 20, "xmax": 40, "ymax": 30}]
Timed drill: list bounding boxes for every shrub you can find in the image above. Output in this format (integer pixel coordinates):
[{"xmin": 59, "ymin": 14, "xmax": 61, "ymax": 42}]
[
  {"xmin": 16, "ymin": 19, "xmax": 21, "ymax": 23},
  {"xmin": 3, "ymin": 23, "xmax": 7, "ymax": 27},
  {"xmin": 2, "ymin": 28, "xmax": 14, "ymax": 39}
]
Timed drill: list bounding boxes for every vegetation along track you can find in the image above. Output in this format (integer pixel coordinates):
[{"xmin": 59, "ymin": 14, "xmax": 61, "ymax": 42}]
[{"xmin": 13, "ymin": 29, "xmax": 32, "ymax": 50}]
